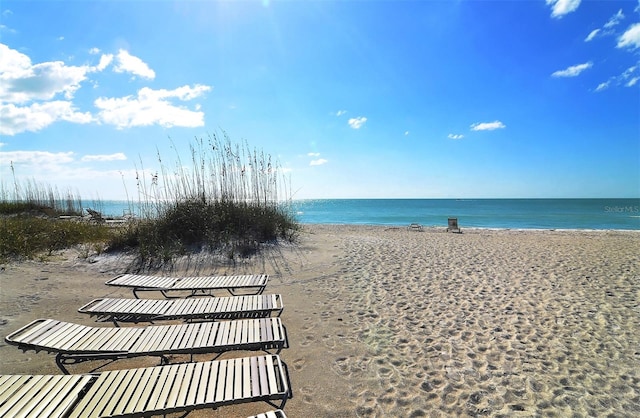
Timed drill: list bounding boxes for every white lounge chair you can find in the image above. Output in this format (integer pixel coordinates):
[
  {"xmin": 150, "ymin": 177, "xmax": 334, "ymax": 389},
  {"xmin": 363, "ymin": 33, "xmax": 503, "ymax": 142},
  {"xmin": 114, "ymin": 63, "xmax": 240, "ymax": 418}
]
[
  {"xmin": 6, "ymin": 317, "xmax": 288, "ymax": 374},
  {"xmin": 79, "ymin": 294, "xmax": 284, "ymax": 325},
  {"xmin": 0, "ymin": 354, "xmax": 291, "ymax": 417},
  {"xmin": 106, "ymin": 273, "xmax": 269, "ymax": 298}
]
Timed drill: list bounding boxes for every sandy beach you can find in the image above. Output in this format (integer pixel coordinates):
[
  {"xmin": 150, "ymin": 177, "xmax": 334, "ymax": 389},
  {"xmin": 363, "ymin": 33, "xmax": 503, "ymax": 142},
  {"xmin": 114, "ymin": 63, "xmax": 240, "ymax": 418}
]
[{"xmin": 1, "ymin": 225, "xmax": 639, "ymax": 417}]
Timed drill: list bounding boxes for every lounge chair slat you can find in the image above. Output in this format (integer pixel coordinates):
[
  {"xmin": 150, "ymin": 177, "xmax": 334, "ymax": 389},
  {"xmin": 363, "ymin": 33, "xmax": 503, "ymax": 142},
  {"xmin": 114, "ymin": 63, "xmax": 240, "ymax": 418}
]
[
  {"xmin": 189, "ymin": 361, "xmax": 207, "ymax": 406},
  {"xmin": 166, "ymin": 363, "xmax": 191, "ymax": 408},
  {"xmin": 204, "ymin": 361, "xmax": 219, "ymax": 404},
  {"xmin": 111, "ymin": 367, "xmax": 149, "ymax": 416},
  {"xmin": 234, "ymin": 356, "xmax": 243, "ymax": 400},
  {"xmin": 258, "ymin": 355, "xmax": 270, "ymax": 396},
  {"xmin": 144, "ymin": 363, "xmax": 175, "ymax": 412},
  {"xmin": 265, "ymin": 355, "xmax": 278, "ymax": 395},
  {"xmin": 174, "ymin": 362, "xmax": 196, "ymax": 408},
  {"xmin": 240, "ymin": 356, "xmax": 250, "ymax": 399},
  {"xmin": 214, "ymin": 358, "xmax": 227, "ymax": 402},
  {"xmin": 224, "ymin": 358, "xmax": 236, "ymax": 401},
  {"xmin": 100, "ymin": 369, "xmax": 136, "ymax": 416}
]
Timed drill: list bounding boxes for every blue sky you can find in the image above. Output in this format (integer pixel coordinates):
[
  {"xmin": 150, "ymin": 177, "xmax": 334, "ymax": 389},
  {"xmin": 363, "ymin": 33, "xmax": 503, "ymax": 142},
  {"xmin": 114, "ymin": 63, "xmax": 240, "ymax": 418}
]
[{"xmin": 1, "ymin": 0, "xmax": 638, "ymax": 200}]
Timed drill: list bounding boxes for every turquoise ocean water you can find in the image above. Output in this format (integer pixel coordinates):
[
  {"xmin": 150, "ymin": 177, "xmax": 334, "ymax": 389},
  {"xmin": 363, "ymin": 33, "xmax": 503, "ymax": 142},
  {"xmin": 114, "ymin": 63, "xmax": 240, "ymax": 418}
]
[{"xmin": 95, "ymin": 198, "xmax": 639, "ymax": 230}]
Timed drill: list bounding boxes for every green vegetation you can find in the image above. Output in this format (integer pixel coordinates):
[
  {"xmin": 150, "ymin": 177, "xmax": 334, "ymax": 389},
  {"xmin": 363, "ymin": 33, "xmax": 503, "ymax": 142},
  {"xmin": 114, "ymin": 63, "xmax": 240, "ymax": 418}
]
[{"xmin": 0, "ymin": 133, "xmax": 299, "ymax": 267}]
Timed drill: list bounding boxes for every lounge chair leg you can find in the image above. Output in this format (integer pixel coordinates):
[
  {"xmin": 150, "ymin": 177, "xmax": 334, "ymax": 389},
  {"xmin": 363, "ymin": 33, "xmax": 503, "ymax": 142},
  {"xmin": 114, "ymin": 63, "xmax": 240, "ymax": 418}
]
[{"xmin": 55, "ymin": 354, "xmax": 71, "ymax": 375}]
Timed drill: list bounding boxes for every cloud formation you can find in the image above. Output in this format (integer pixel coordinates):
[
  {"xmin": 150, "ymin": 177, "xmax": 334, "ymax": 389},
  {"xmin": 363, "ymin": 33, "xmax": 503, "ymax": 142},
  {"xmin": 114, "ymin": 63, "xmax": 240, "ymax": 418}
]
[
  {"xmin": 0, "ymin": 43, "xmax": 92, "ymax": 104},
  {"xmin": 0, "ymin": 101, "xmax": 92, "ymax": 135},
  {"xmin": 470, "ymin": 121, "xmax": 506, "ymax": 131},
  {"xmin": 604, "ymin": 9, "xmax": 625, "ymax": 29},
  {"xmin": 551, "ymin": 62, "xmax": 593, "ymax": 77},
  {"xmin": 310, "ymin": 158, "xmax": 328, "ymax": 166},
  {"xmin": 585, "ymin": 29, "xmax": 600, "ymax": 42},
  {"xmin": 594, "ymin": 65, "xmax": 639, "ymax": 92},
  {"xmin": 448, "ymin": 133, "xmax": 464, "ymax": 140},
  {"xmin": 0, "ymin": 43, "xmax": 211, "ymax": 135},
  {"xmin": 617, "ymin": 23, "xmax": 640, "ymax": 49},
  {"xmin": 585, "ymin": 9, "xmax": 626, "ymax": 42},
  {"xmin": 113, "ymin": 49, "xmax": 156, "ymax": 79},
  {"xmin": 348, "ymin": 116, "xmax": 367, "ymax": 129},
  {"xmin": 94, "ymin": 85, "xmax": 211, "ymax": 129},
  {"xmin": 81, "ymin": 153, "xmax": 127, "ymax": 162},
  {"xmin": 546, "ymin": 0, "xmax": 581, "ymax": 18}
]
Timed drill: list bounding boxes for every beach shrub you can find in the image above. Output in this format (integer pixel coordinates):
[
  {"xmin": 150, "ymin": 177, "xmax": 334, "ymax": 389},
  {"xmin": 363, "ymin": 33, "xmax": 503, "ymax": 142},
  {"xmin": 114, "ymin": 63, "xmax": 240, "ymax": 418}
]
[
  {"xmin": 0, "ymin": 132, "xmax": 299, "ymax": 266},
  {"xmin": 0, "ymin": 215, "xmax": 114, "ymax": 262}
]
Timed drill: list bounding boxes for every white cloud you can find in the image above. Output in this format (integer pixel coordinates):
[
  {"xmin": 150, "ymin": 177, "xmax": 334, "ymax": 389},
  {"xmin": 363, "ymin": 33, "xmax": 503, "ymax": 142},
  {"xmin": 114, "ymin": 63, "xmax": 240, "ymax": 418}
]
[
  {"xmin": 335, "ymin": 110, "xmax": 347, "ymax": 116},
  {"xmin": 448, "ymin": 133, "xmax": 464, "ymax": 139},
  {"xmin": 470, "ymin": 121, "xmax": 506, "ymax": 131},
  {"xmin": 348, "ymin": 116, "xmax": 367, "ymax": 129},
  {"xmin": 604, "ymin": 9, "xmax": 625, "ymax": 29},
  {"xmin": 404, "ymin": 131, "xmax": 409, "ymax": 136},
  {"xmin": 585, "ymin": 29, "xmax": 600, "ymax": 42},
  {"xmin": 310, "ymin": 158, "xmax": 328, "ymax": 166},
  {"xmin": 551, "ymin": 62, "xmax": 593, "ymax": 77},
  {"xmin": 113, "ymin": 49, "xmax": 155, "ymax": 79},
  {"xmin": 89, "ymin": 47, "xmax": 101, "ymax": 55},
  {"xmin": 307, "ymin": 152, "xmax": 320, "ymax": 157},
  {"xmin": 546, "ymin": 0, "xmax": 581, "ymax": 18},
  {"xmin": 0, "ymin": 101, "xmax": 93, "ymax": 135},
  {"xmin": 617, "ymin": 23, "xmax": 640, "ymax": 49},
  {"xmin": 0, "ymin": 150, "xmax": 75, "ymax": 166},
  {"xmin": 0, "ymin": 43, "xmax": 93, "ymax": 103},
  {"xmin": 95, "ymin": 54, "xmax": 113, "ymax": 72},
  {"xmin": 94, "ymin": 85, "xmax": 211, "ymax": 129},
  {"xmin": 594, "ymin": 65, "xmax": 639, "ymax": 92},
  {"xmin": 81, "ymin": 153, "xmax": 127, "ymax": 162}
]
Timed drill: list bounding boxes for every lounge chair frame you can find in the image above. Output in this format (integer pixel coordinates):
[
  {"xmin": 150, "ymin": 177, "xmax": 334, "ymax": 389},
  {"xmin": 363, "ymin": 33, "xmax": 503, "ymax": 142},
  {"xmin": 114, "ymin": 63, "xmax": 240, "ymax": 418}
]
[
  {"xmin": 106, "ymin": 273, "xmax": 269, "ymax": 298},
  {"xmin": 6, "ymin": 318, "xmax": 288, "ymax": 374},
  {"xmin": 248, "ymin": 410, "xmax": 288, "ymax": 418},
  {"xmin": 79, "ymin": 294, "xmax": 284, "ymax": 325},
  {"xmin": 0, "ymin": 354, "xmax": 291, "ymax": 417}
]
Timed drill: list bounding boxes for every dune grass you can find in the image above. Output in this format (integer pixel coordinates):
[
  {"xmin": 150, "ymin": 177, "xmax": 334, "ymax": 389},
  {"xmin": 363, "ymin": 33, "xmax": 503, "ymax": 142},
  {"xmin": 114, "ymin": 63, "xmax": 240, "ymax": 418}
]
[{"xmin": 0, "ymin": 133, "xmax": 299, "ymax": 266}]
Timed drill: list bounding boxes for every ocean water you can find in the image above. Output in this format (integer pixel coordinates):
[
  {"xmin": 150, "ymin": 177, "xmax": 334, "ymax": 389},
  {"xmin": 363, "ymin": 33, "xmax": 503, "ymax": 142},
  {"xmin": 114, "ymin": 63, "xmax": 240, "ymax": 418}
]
[{"xmin": 96, "ymin": 198, "xmax": 640, "ymax": 230}]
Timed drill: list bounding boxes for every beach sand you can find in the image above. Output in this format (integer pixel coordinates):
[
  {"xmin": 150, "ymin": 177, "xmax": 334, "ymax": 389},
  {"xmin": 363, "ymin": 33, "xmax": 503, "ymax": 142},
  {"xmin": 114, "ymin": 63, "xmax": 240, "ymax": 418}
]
[{"xmin": 1, "ymin": 225, "xmax": 639, "ymax": 417}]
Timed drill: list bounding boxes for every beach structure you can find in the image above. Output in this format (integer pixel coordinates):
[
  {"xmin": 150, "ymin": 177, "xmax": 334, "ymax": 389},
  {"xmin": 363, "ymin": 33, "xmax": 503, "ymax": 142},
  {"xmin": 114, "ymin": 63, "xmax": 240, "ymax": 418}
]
[
  {"xmin": 79, "ymin": 294, "xmax": 284, "ymax": 325},
  {"xmin": 6, "ymin": 317, "xmax": 288, "ymax": 374},
  {"xmin": 446, "ymin": 217, "xmax": 461, "ymax": 233},
  {"xmin": 106, "ymin": 273, "xmax": 269, "ymax": 298},
  {"xmin": 407, "ymin": 223, "xmax": 423, "ymax": 231},
  {"xmin": 0, "ymin": 354, "xmax": 291, "ymax": 417}
]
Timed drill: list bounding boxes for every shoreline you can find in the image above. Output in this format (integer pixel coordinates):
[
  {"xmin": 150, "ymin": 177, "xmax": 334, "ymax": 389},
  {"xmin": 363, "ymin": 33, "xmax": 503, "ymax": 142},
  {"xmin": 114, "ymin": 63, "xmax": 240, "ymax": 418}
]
[{"xmin": 1, "ymin": 225, "xmax": 639, "ymax": 417}]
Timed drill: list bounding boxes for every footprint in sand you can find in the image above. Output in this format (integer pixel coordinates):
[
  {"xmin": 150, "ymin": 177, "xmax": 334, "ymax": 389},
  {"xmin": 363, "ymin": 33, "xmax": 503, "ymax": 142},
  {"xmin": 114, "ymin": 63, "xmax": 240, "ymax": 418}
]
[
  {"xmin": 322, "ymin": 334, "xmax": 336, "ymax": 349},
  {"xmin": 332, "ymin": 357, "xmax": 351, "ymax": 377},
  {"xmin": 299, "ymin": 335, "xmax": 315, "ymax": 347},
  {"xmin": 292, "ymin": 358, "xmax": 306, "ymax": 371}
]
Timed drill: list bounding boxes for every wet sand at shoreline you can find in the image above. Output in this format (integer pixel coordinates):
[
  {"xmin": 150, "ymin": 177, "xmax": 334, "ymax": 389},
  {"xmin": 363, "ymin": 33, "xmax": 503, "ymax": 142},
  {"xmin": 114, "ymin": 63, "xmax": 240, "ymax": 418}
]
[{"xmin": 1, "ymin": 225, "xmax": 639, "ymax": 417}]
